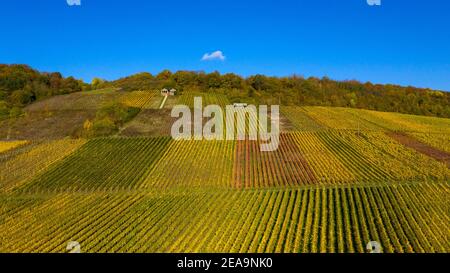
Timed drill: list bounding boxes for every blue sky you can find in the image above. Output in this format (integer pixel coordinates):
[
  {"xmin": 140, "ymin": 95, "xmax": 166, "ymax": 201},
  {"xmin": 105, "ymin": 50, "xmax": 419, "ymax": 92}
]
[{"xmin": 0, "ymin": 0, "xmax": 449, "ymax": 91}]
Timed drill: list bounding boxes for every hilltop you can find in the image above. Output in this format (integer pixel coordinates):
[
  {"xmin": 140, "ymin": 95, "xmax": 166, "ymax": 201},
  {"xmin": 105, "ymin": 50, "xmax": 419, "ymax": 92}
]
[{"xmin": 2, "ymin": 65, "xmax": 449, "ymax": 121}]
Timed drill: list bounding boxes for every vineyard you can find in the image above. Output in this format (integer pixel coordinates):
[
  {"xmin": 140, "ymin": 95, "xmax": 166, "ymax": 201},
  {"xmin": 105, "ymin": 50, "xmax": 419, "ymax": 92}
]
[
  {"xmin": 19, "ymin": 138, "xmax": 170, "ymax": 193},
  {"xmin": 0, "ymin": 183, "xmax": 448, "ymax": 253},
  {"xmin": 10, "ymin": 131, "xmax": 447, "ymax": 194},
  {"xmin": 0, "ymin": 139, "xmax": 86, "ymax": 193},
  {"xmin": 280, "ymin": 107, "xmax": 325, "ymax": 132},
  {"xmin": 143, "ymin": 139, "xmax": 235, "ymax": 189},
  {"xmin": 233, "ymin": 131, "xmax": 449, "ymax": 188},
  {"xmin": 178, "ymin": 91, "xmax": 231, "ymax": 108},
  {"xmin": 2, "ymin": 0, "xmax": 450, "ymax": 256},
  {"xmin": 120, "ymin": 90, "xmax": 159, "ymax": 109},
  {"xmin": 282, "ymin": 106, "xmax": 450, "ymax": 134},
  {"xmin": 24, "ymin": 88, "xmax": 123, "ymax": 112},
  {"xmin": 407, "ymin": 132, "xmax": 450, "ymax": 154},
  {"xmin": 0, "ymin": 95, "xmax": 449, "ymax": 253}
]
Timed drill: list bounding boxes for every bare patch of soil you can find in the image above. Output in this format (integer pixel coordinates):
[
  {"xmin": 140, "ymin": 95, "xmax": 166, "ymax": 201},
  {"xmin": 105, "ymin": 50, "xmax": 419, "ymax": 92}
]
[
  {"xmin": 0, "ymin": 110, "xmax": 95, "ymax": 140},
  {"xmin": 25, "ymin": 91, "xmax": 121, "ymax": 112},
  {"xmin": 279, "ymin": 112, "xmax": 295, "ymax": 132},
  {"xmin": 387, "ymin": 132, "xmax": 450, "ymax": 167}
]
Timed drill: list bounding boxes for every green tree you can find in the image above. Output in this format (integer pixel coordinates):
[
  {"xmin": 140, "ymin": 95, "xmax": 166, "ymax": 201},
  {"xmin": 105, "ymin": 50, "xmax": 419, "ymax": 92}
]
[{"xmin": 9, "ymin": 90, "xmax": 33, "ymax": 106}]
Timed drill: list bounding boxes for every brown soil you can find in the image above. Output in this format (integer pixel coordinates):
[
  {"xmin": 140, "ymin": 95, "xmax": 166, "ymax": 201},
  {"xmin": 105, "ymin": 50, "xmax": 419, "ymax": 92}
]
[
  {"xmin": 386, "ymin": 132, "xmax": 450, "ymax": 168},
  {"xmin": 25, "ymin": 91, "xmax": 122, "ymax": 112},
  {"xmin": 0, "ymin": 110, "xmax": 95, "ymax": 140},
  {"xmin": 279, "ymin": 112, "xmax": 295, "ymax": 132}
]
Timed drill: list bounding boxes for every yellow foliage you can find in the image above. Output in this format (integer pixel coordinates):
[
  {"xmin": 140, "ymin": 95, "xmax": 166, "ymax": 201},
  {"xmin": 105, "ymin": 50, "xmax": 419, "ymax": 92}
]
[
  {"xmin": 120, "ymin": 91, "xmax": 157, "ymax": 109},
  {"xmin": 0, "ymin": 141, "xmax": 28, "ymax": 154},
  {"xmin": 83, "ymin": 119, "xmax": 93, "ymax": 131},
  {"xmin": 0, "ymin": 139, "xmax": 86, "ymax": 193}
]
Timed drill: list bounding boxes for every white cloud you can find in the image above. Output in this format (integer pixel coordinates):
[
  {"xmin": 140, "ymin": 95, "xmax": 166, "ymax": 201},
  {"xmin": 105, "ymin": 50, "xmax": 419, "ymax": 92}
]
[
  {"xmin": 67, "ymin": 0, "xmax": 81, "ymax": 6},
  {"xmin": 201, "ymin": 51, "xmax": 226, "ymax": 61},
  {"xmin": 367, "ymin": 0, "xmax": 381, "ymax": 6}
]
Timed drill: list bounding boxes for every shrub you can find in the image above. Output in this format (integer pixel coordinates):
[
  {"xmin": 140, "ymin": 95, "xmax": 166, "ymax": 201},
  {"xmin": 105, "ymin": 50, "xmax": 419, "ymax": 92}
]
[
  {"xmin": 9, "ymin": 106, "xmax": 23, "ymax": 118},
  {"xmin": 96, "ymin": 102, "xmax": 139, "ymax": 126},
  {"xmin": 9, "ymin": 90, "xmax": 33, "ymax": 106},
  {"xmin": 92, "ymin": 117, "xmax": 118, "ymax": 136},
  {"xmin": 0, "ymin": 100, "xmax": 9, "ymax": 117}
]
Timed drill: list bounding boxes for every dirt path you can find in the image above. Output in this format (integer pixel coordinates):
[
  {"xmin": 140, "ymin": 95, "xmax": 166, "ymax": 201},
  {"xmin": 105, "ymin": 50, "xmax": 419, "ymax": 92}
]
[
  {"xmin": 386, "ymin": 132, "xmax": 450, "ymax": 168},
  {"xmin": 159, "ymin": 95, "xmax": 168, "ymax": 109}
]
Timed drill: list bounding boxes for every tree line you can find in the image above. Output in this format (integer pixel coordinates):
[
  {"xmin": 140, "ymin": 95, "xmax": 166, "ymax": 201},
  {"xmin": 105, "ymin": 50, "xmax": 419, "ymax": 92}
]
[
  {"xmin": 1, "ymin": 64, "xmax": 449, "ymax": 119},
  {"xmin": 0, "ymin": 64, "xmax": 88, "ymax": 118},
  {"xmin": 102, "ymin": 70, "xmax": 450, "ymax": 118}
]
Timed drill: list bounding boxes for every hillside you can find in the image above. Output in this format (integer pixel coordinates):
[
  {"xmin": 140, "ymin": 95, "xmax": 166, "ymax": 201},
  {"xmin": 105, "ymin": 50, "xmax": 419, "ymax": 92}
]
[
  {"xmin": 106, "ymin": 70, "xmax": 450, "ymax": 118},
  {"xmin": 0, "ymin": 88, "xmax": 449, "ymax": 253},
  {"xmin": 0, "ymin": 66, "xmax": 450, "ymax": 253},
  {"xmin": 0, "ymin": 88, "xmax": 162, "ymax": 140},
  {"xmin": 3, "ymin": 64, "xmax": 449, "ymax": 120},
  {"xmin": 0, "ymin": 64, "xmax": 88, "ymax": 120},
  {"xmin": 3, "ymin": 0, "xmax": 450, "ymax": 258}
]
